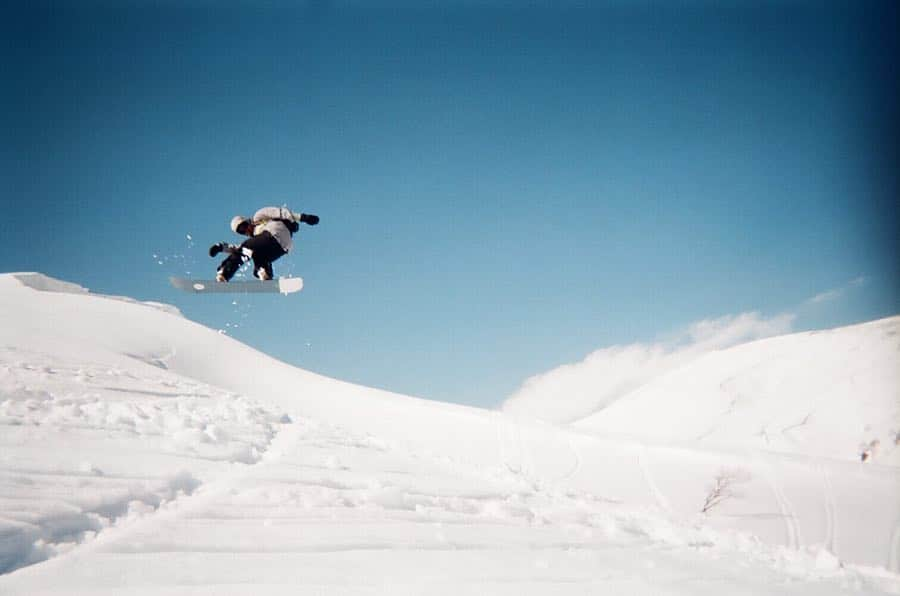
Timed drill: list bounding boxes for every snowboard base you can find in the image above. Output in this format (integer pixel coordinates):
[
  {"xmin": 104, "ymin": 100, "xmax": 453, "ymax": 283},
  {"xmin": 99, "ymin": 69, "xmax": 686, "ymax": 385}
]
[{"xmin": 170, "ymin": 276, "xmax": 303, "ymax": 295}]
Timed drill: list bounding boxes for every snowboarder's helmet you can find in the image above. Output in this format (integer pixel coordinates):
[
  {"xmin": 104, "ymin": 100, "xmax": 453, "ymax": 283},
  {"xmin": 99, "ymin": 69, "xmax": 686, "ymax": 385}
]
[{"xmin": 231, "ymin": 216, "xmax": 250, "ymax": 234}]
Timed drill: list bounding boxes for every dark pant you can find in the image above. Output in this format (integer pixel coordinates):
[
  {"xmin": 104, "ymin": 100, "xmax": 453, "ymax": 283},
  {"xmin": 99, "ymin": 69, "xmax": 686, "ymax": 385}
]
[{"xmin": 217, "ymin": 232, "xmax": 287, "ymax": 281}]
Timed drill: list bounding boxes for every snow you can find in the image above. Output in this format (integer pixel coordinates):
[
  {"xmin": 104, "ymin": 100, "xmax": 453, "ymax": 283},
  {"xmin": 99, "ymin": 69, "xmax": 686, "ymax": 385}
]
[{"xmin": 0, "ymin": 272, "xmax": 898, "ymax": 594}]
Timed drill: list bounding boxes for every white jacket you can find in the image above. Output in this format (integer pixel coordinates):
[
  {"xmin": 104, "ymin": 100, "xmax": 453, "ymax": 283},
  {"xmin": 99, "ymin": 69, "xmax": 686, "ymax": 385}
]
[{"xmin": 251, "ymin": 207, "xmax": 301, "ymax": 253}]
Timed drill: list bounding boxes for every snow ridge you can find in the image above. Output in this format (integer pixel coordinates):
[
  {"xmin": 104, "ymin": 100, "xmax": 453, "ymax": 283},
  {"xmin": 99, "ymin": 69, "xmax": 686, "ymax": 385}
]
[{"xmin": 12, "ymin": 272, "xmax": 182, "ymax": 317}]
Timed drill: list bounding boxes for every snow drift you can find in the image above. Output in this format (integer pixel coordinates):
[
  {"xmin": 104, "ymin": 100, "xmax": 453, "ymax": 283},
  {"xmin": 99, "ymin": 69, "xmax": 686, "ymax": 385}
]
[{"xmin": 1, "ymin": 273, "xmax": 898, "ymax": 595}]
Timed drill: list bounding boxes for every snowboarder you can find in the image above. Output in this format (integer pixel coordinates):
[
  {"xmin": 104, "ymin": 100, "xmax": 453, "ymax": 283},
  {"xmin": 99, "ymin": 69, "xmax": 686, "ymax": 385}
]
[{"xmin": 209, "ymin": 206, "xmax": 319, "ymax": 282}]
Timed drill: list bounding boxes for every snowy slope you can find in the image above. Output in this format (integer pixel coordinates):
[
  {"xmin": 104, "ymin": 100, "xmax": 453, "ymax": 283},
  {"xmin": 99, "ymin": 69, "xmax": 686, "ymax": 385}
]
[
  {"xmin": 1, "ymin": 273, "xmax": 898, "ymax": 595},
  {"xmin": 574, "ymin": 317, "xmax": 900, "ymax": 466}
]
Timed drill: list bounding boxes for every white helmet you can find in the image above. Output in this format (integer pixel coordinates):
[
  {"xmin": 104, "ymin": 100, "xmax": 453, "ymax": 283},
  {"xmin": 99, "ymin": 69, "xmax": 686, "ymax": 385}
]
[{"xmin": 230, "ymin": 215, "xmax": 250, "ymax": 234}]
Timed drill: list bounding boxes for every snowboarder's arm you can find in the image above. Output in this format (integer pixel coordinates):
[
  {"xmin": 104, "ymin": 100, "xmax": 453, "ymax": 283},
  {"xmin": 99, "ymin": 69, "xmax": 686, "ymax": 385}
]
[
  {"xmin": 252, "ymin": 207, "xmax": 319, "ymax": 226},
  {"xmin": 252, "ymin": 207, "xmax": 295, "ymax": 224},
  {"xmin": 208, "ymin": 242, "xmax": 242, "ymax": 257},
  {"xmin": 290, "ymin": 212, "xmax": 319, "ymax": 225}
]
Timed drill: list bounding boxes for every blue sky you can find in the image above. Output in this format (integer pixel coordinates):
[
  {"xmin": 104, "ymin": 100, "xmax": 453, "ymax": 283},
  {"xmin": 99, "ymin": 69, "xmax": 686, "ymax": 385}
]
[{"xmin": 4, "ymin": 1, "xmax": 898, "ymax": 407}]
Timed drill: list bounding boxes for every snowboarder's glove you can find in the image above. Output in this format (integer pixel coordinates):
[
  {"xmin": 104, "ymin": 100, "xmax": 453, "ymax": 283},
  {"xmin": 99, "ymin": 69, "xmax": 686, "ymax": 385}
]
[
  {"xmin": 299, "ymin": 213, "xmax": 319, "ymax": 226},
  {"xmin": 209, "ymin": 243, "xmax": 225, "ymax": 257}
]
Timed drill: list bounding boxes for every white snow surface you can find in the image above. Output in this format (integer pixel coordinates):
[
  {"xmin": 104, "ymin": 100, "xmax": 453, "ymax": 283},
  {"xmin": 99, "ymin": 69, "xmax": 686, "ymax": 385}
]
[{"xmin": 0, "ymin": 272, "xmax": 898, "ymax": 595}]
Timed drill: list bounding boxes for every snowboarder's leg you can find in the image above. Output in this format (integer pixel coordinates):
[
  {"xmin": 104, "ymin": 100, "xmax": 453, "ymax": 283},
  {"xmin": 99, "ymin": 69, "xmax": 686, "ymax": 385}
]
[
  {"xmin": 216, "ymin": 250, "xmax": 249, "ymax": 282},
  {"xmin": 210, "ymin": 243, "xmax": 248, "ymax": 282},
  {"xmin": 216, "ymin": 232, "xmax": 285, "ymax": 281},
  {"xmin": 255, "ymin": 263, "xmax": 274, "ymax": 281},
  {"xmin": 246, "ymin": 232, "xmax": 286, "ymax": 280}
]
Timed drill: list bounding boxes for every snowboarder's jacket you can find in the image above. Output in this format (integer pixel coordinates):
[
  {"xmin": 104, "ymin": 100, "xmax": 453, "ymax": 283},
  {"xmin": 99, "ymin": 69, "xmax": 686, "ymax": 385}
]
[{"xmin": 250, "ymin": 207, "xmax": 302, "ymax": 253}]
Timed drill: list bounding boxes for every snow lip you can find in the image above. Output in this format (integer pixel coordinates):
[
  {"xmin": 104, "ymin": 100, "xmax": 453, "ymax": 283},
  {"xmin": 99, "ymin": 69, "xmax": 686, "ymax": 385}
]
[
  {"xmin": 9, "ymin": 272, "xmax": 89, "ymax": 295},
  {"xmin": 6, "ymin": 272, "xmax": 183, "ymax": 318}
]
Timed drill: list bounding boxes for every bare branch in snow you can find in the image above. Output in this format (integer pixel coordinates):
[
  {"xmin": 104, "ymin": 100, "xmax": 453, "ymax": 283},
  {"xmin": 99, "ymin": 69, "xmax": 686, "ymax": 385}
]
[
  {"xmin": 702, "ymin": 468, "xmax": 750, "ymax": 514},
  {"xmin": 780, "ymin": 412, "xmax": 813, "ymax": 435}
]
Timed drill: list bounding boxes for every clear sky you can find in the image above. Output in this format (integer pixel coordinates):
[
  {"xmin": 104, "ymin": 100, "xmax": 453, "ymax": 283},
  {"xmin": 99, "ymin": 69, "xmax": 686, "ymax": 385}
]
[{"xmin": 4, "ymin": 1, "xmax": 898, "ymax": 408}]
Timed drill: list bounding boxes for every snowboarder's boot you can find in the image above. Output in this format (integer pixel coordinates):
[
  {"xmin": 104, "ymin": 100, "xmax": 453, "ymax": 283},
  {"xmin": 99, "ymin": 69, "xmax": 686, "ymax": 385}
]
[{"xmin": 209, "ymin": 243, "xmax": 226, "ymax": 257}]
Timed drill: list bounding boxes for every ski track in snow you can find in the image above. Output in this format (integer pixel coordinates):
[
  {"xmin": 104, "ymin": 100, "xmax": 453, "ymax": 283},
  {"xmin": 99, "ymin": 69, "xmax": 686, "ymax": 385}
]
[
  {"xmin": 637, "ymin": 447, "xmax": 672, "ymax": 514},
  {"xmin": 760, "ymin": 457, "xmax": 801, "ymax": 551},
  {"xmin": 561, "ymin": 436, "xmax": 582, "ymax": 482},
  {"xmin": 497, "ymin": 412, "xmax": 526, "ymax": 478},
  {"xmin": 494, "ymin": 412, "xmax": 513, "ymax": 474},
  {"xmin": 890, "ymin": 521, "xmax": 900, "ymax": 574},
  {"xmin": 516, "ymin": 419, "xmax": 535, "ymax": 483},
  {"xmin": 821, "ymin": 465, "xmax": 839, "ymax": 556}
]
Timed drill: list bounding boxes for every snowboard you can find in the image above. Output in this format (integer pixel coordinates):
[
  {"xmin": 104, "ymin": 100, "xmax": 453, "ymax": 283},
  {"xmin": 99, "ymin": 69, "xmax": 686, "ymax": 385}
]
[{"xmin": 170, "ymin": 276, "xmax": 303, "ymax": 295}]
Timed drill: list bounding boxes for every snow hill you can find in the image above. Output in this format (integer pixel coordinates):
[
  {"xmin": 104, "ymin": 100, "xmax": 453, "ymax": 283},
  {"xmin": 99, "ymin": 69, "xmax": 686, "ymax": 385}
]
[
  {"xmin": 1, "ymin": 273, "xmax": 899, "ymax": 595},
  {"xmin": 573, "ymin": 317, "xmax": 900, "ymax": 466}
]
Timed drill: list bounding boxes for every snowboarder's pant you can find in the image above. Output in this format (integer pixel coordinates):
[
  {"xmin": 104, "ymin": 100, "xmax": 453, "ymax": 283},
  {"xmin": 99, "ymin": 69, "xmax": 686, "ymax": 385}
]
[{"xmin": 217, "ymin": 232, "xmax": 287, "ymax": 281}]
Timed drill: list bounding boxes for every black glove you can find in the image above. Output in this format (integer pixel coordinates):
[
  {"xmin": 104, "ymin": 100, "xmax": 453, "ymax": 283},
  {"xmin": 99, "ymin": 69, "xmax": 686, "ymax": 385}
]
[
  {"xmin": 209, "ymin": 243, "xmax": 225, "ymax": 257},
  {"xmin": 300, "ymin": 213, "xmax": 320, "ymax": 226}
]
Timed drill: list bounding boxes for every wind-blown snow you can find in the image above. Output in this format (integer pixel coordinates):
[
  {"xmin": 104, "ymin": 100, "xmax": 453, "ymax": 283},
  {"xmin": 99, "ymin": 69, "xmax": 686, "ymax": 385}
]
[
  {"xmin": 0, "ymin": 273, "xmax": 898, "ymax": 595},
  {"xmin": 503, "ymin": 311, "xmax": 795, "ymax": 424}
]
